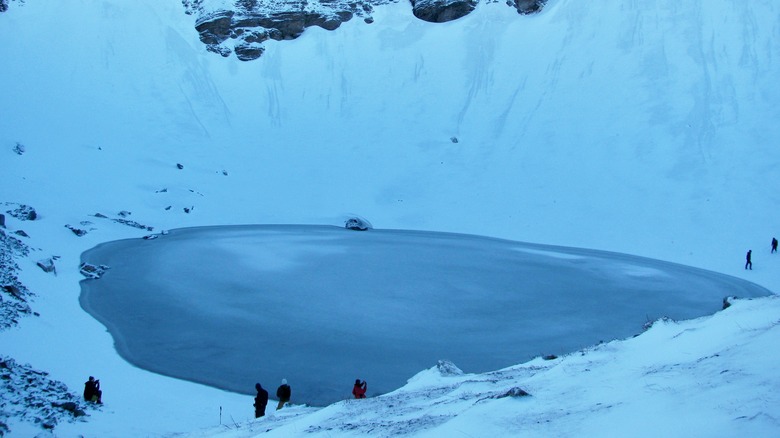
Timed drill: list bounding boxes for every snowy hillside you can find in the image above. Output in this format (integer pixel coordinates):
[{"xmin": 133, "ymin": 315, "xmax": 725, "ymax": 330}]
[{"xmin": 1, "ymin": 0, "xmax": 779, "ymax": 436}]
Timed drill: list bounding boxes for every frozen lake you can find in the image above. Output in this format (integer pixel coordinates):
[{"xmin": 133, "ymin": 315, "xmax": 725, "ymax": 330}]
[{"xmin": 80, "ymin": 225, "xmax": 770, "ymax": 406}]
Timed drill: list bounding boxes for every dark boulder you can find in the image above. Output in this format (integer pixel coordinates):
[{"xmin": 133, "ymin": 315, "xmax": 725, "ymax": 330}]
[
  {"xmin": 411, "ymin": 0, "xmax": 477, "ymax": 23},
  {"xmin": 345, "ymin": 217, "xmax": 372, "ymax": 231},
  {"xmin": 513, "ymin": 0, "xmax": 547, "ymax": 14},
  {"xmin": 235, "ymin": 42, "xmax": 265, "ymax": 61}
]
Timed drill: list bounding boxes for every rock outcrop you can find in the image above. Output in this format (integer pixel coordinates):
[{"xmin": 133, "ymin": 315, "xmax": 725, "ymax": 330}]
[{"xmin": 188, "ymin": 0, "xmax": 547, "ymax": 61}]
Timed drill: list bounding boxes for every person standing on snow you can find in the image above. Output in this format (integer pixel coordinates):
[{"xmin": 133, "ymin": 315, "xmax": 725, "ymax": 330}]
[
  {"xmin": 254, "ymin": 383, "xmax": 269, "ymax": 418},
  {"xmin": 352, "ymin": 379, "xmax": 367, "ymax": 399},
  {"xmin": 276, "ymin": 379, "xmax": 291, "ymax": 410},
  {"xmin": 772, "ymin": 237, "xmax": 778, "ymax": 254},
  {"xmin": 745, "ymin": 249, "xmax": 753, "ymax": 270}
]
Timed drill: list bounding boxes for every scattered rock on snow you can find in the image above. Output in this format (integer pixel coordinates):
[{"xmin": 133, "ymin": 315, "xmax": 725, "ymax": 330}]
[
  {"xmin": 494, "ymin": 386, "xmax": 531, "ymax": 398},
  {"xmin": 5, "ymin": 203, "xmax": 37, "ymax": 221},
  {"xmin": 0, "ymin": 229, "xmax": 34, "ymax": 330},
  {"xmin": 176, "ymin": 163, "xmax": 184, "ymax": 170},
  {"xmin": 12, "ymin": 142, "xmax": 25, "ymax": 155},
  {"xmin": 0, "ymin": 356, "xmax": 91, "ymax": 434},
  {"xmin": 117, "ymin": 210, "xmax": 131, "ymax": 217},
  {"xmin": 36, "ymin": 258, "xmax": 56, "ymax": 274},
  {"xmin": 113, "ymin": 218, "xmax": 153, "ymax": 231},
  {"xmin": 65, "ymin": 225, "xmax": 87, "ymax": 236}
]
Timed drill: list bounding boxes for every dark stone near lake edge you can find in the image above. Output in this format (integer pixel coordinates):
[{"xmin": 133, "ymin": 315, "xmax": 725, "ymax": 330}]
[{"xmin": 79, "ymin": 263, "xmax": 109, "ymax": 279}]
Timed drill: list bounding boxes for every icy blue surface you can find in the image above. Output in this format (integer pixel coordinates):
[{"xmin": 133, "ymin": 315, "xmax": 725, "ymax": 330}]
[{"xmin": 80, "ymin": 225, "xmax": 770, "ymax": 406}]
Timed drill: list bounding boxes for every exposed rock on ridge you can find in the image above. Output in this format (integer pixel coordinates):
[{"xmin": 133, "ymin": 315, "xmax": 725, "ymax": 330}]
[
  {"xmin": 186, "ymin": 0, "xmax": 547, "ymax": 61},
  {"xmin": 411, "ymin": 0, "xmax": 477, "ymax": 23}
]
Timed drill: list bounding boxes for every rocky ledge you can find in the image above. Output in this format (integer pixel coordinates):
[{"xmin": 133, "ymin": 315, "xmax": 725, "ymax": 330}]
[{"xmin": 185, "ymin": 0, "xmax": 547, "ymax": 61}]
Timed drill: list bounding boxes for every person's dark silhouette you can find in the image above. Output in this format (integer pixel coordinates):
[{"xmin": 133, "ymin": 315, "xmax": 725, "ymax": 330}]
[
  {"xmin": 745, "ymin": 250, "xmax": 752, "ymax": 270},
  {"xmin": 83, "ymin": 376, "xmax": 102, "ymax": 404},
  {"xmin": 254, "ymin": 383, "xmax": 269, "ymax": 418},
  {"xmin": 772, "ymin": 238, "xmax": 778, "ymax": 254},
  {"xmin": 276, "ymin": 379, "xmax": 291, "ymax": 410}
]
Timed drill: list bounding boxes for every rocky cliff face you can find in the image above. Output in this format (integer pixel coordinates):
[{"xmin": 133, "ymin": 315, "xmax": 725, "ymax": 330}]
[
  {"xmin": 0, "ymin": 0, "xmax": 545, "ymax": 60},
  {"xmin": 186, "ymin": 0, "xmax": 547, "ymax": 61}
]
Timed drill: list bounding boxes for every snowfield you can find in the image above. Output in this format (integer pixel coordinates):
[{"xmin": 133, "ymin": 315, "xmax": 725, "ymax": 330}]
[{"xmin": 1, "ymin": 0, "xmax": 779, "ymax": 436}]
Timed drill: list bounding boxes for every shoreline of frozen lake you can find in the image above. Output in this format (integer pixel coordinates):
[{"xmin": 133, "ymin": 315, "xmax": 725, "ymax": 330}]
[{"xmin": 79, "ymin": 225, "xmax": 771, "ymax": 406}]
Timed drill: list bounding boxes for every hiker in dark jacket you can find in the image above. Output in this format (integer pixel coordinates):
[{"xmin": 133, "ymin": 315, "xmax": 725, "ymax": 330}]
[
  {"xmin": 83, "ymin": 376, "xmax": 102, "ymax": 404},
  {"xmin": 254, "ymin": 383, "xmax": 269, "ymax": 418},
  {"xmin": 352, "ymin": 379, "xmax": 367, "ymax": 399},
  {"xmin": 745, "ymin": 249, "xmax": 752, "ymax": 270},
  {"xmin": 276, "ymin": 379, "xmax": 291, "ymax": 410},
  {"xmin": 772, "ymin": 238, "xmax": 778, "ymax": 254}
]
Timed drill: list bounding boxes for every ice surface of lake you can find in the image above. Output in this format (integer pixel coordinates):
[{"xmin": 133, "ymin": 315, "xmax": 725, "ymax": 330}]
[{"xmin": 80, "ymin": 226, "xmax": 770, "ymax": 406}]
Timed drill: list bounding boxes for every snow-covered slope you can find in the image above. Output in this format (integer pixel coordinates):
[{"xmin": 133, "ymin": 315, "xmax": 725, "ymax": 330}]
[
  {"xmin": 1, "ymin": 0, "xmax": 779, "ymax": 436},
  {"xmin": 186, "ymin": 295, "xmax": 780, "ymax": 437}
]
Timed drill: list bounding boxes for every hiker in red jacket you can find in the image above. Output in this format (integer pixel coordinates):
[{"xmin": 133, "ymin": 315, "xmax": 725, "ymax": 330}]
[{"xmin": 352, "ymin": 379, "xmax": 367, "ymax": 399}]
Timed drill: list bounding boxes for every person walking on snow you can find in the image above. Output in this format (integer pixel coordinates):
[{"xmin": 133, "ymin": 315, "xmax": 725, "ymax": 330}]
[
  {"xmin": 745, "ymin": 249, "xmax": 753, "ymax": 270},
  {"xmin": 352, "ymin": 379, "xmax": 367, "ymax": 399},
  {"xmin": 772, "ymin": 237, "xmax": 778, "ymax": 254},
  {"xmin": 254, "ymin": 383, "xmax": 269, "ymax": 418},
  {"xmin": 276, "ymin": 379, "xmax": 291, "ymax": 410}
]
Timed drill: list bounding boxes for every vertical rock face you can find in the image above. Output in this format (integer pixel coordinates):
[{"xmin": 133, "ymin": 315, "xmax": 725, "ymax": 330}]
[{"xmin": 188, "ymin": 0, "xmax": 547, "ymax": 61}]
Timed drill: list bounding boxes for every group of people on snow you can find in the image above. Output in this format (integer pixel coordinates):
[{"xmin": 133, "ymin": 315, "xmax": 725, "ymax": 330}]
[
  {"xmin": 253, "ymin": 378, "xmax": 367, "ymax": 418},
  {"xmin": 745, "ymin": 237, "xmax": 778, "ymax": 270},
  {"xmin": 253, "ymin": 378, "xmax": 294, "ymax": 418}
]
